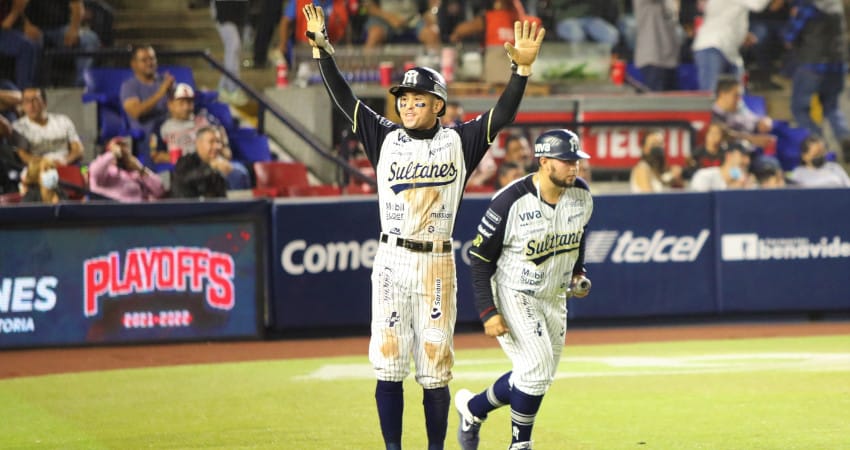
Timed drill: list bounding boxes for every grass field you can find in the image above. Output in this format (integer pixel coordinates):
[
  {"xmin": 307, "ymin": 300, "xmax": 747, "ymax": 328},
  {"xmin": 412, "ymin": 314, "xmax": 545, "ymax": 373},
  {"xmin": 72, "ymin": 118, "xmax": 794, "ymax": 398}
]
[{"xmin": 1, "ymin": 335, "xmax": 849, "ymax": 449}]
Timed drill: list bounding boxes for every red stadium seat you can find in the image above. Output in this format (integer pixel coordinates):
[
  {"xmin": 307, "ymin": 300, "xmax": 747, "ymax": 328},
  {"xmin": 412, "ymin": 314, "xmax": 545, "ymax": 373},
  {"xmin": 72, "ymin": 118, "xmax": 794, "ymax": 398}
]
[
  {"xmin": 56, "ymin": 165, "xmax": 88, "ymax": 200},
  {"xmin": 253, "ymin": 161, "xmax": 310, "ymax": 197},
  {"xmin": 289, "ymin": 184, "xmax": 342, "ymax": 197},
  {"xmin": 0, "ymin": 192, "xmax": 22, "ymax": 204}
]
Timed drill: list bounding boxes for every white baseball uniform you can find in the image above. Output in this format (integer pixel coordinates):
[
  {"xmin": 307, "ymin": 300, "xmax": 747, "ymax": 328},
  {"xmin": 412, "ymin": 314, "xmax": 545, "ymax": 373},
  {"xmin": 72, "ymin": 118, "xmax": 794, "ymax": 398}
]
[{"xmin": 469, "ymin": 175, "xmax": 593, "ymax": 394}]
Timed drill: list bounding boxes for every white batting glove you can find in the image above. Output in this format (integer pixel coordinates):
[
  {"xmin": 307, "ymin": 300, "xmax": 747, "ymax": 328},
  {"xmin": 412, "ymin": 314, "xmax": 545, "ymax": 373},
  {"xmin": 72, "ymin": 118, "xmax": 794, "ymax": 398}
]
[
  {"xmin": 504, "ymin": 20, "xmax": 545, "ymax": 77},
  {"xmin": 302, "ymin": 4, "xmax": 335, "ymax": 59}
]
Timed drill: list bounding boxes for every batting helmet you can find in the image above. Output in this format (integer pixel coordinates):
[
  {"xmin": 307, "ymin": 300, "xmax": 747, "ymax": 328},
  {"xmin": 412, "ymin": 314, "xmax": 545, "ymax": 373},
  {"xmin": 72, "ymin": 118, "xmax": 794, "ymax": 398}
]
[
  {"xmin": 534, "ymin": 129, "xmax": 590, "ymax": 160},
  {"xmin": 389, "ymin": 67, "xmax": 448, "ymax": 116}
]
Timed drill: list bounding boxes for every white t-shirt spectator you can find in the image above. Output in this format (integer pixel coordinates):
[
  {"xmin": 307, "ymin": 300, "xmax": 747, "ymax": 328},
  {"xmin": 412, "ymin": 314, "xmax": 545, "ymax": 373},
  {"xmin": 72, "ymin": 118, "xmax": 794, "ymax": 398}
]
[
  {"xmin": 690, "ymin": 166, "xmax": 728, "ymax": 191},
  {"xmin": 13, "ymin": 113, "xmax": 82, "ymax": 162},
  {"xmin": 790, "ymin": 163, "xmax": 850, "ymax": 188}
]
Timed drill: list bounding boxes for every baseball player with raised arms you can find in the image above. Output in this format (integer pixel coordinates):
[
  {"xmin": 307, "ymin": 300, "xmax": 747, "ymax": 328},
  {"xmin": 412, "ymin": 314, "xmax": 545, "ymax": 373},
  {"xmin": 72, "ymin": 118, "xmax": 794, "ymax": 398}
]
[
  {"xmin": 302, "ymin": 4, "xmax": 545, "ymax": 450},
  {"xmin": 456, "ymin": 129, "xmax": 593, "ymax": 450}
]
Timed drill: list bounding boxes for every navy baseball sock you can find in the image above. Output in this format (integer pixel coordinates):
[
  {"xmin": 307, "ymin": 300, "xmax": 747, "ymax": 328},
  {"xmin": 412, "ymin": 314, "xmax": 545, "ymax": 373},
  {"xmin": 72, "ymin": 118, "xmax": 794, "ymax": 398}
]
[
  {"xmin": 375, "ymin": 380, "xmax": 404, "ymax": 449},
  {"xmin": 422, "ymin": 386, "xmax": 450, "ymax": 450},
  {"xmin": 509, "ymin": 387, "xmax": 544, "ymax": 444},
  {"xmin": 469, "ymin": 371, "xmax": 512, "ymax": 420}
]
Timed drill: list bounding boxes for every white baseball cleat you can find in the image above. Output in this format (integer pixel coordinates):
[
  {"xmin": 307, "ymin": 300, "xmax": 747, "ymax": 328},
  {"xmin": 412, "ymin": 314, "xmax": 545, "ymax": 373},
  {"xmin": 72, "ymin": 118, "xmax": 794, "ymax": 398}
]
[
  {"xmin": 455, "ymin": 388, "xmax": 483, "ymax": 450},
  {"xmin": 508, "ymin": 440, "xmax": 533, "ymax": 449}
]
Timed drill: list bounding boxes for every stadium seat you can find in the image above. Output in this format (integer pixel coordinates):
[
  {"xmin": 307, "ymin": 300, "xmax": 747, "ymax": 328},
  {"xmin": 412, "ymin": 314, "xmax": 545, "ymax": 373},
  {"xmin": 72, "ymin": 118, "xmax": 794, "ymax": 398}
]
[
  {"xmin": 288, "ymin": 184, "xmax": 342, "ymax": 197},
  {"xmin": 204, "ymin": 101, "xmax": 235, "ymax": 131},
  {"xmin": 0, "ymin": 192, "xmax": 22, "ymax": 204},
  {"xmin": 253, "ymin": 161, "xmax": 310, "ymax": 196},
  {"xmin": 743, "ymin": 94, "xmax": 767, "ymax": 117},
  {"xmin": 772, "ymin": 121, "xmax": 810, "ymax": 171},
  {"xmin": 231, "ymin": 129, "xmax": 272, "ymax": 164},
  {"xmin": 56, "ymin": 165, "xmax": 88, "ymax": 200}
]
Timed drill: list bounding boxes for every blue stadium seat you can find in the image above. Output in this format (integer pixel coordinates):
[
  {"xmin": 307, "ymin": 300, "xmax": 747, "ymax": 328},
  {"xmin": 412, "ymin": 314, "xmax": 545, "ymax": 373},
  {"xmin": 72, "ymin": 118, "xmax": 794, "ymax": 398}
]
[
  {"xmin": 204, "ymin": 101, "xmax": 235, "ymax": 131},
  {"xmin": 231, "ymin": 128, "xmax": 272, "ymax": 163},
  {"xmin": 743, "ymin": 94, "xmax": 767, "ymax": 117},
  {"xmin": 772, "ymin": 121, "xmax": 810, "ymax": 171}
]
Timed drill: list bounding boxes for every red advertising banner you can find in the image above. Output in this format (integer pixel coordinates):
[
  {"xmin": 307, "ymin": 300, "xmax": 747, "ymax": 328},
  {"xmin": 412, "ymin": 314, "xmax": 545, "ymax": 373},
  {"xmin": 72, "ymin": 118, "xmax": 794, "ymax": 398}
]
[{"xmin": 579, "ymin": 110, "xmax": 713, "ymax": 169}]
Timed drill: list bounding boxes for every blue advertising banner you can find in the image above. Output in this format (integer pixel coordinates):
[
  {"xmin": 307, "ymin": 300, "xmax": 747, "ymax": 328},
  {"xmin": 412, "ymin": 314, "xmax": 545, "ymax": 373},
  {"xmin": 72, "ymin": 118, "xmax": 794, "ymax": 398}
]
[
  {"xmin": 715, "ymin": 189, "xmax": 850, "ymax": 312},
  {"xmin": 270, "ymin": 197, "xmax": 490, "ymax": 330},
  {"xmin": 0, "ymin": 202, "xmax": 266, "ymax": 348},
  {"xmin": 569, "ymin": 192, "xmax": 717, "ymax": 319}
]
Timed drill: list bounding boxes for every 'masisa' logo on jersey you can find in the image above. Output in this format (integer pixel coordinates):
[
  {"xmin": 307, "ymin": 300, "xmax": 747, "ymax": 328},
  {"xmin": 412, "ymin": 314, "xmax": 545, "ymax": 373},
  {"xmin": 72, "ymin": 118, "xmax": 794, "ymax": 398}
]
[
  {"xmin": 387, "ymin": 161, "xmax": 459, "ymax": 194},
  {"xmin": 525, "ymin": 231, "xmax": 583, "ymax": 265}
]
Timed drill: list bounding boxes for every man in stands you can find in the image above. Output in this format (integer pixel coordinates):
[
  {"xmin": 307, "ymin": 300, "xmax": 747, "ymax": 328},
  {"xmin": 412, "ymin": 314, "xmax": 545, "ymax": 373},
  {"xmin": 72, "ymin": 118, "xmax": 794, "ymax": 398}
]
[
  {"xmin": 121, "ymin": 45, "xmax": 173, "ymax": 142},
  {"xmin": 711, "ymin": 76, "xmax": 774, "ymax": 149},
  {"xmin": 12, "ymin": 87, "xmax": 83, "ymax": 165},
  {"xmin": 153, "ymin": 83, "xmax": 231, "ymax": 164}
]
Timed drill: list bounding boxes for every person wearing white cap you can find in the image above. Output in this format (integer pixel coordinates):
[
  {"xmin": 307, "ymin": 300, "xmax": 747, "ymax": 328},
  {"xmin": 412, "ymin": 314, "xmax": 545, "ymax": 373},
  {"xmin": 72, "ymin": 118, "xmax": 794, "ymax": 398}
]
[{"xmin": 154, "ymin": 82, "xmax": 232, "ymax": 165}]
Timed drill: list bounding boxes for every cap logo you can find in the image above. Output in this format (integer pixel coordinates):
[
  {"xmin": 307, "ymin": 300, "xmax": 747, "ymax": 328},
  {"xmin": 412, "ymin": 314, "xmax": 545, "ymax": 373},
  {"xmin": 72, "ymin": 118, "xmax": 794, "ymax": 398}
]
[{"xmin": 402, "ymin": 70, "xmax": 419, "ymax": 86}]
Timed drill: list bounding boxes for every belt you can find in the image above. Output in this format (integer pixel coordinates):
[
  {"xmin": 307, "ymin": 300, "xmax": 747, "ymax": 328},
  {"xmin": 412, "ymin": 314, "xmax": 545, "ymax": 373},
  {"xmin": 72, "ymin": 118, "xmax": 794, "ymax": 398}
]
[{"xmin": 380, "ymin": 233, "xmax": 453, "ymax": 253}]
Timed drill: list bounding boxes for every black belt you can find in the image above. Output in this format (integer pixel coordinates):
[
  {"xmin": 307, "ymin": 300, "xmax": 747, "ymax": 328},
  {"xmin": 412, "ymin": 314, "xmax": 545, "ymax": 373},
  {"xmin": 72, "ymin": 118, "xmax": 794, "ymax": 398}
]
[{"xmin": 380, "ymin": 233, "xmax": 452, "ymax": 253}]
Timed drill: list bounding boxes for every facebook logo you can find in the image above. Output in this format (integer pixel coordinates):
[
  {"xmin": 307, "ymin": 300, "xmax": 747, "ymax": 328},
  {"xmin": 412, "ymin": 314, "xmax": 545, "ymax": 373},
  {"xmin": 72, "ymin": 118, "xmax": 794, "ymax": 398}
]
[{"xmin": 721, "ymin": 234, "xmax": 759, "ymax": 261}]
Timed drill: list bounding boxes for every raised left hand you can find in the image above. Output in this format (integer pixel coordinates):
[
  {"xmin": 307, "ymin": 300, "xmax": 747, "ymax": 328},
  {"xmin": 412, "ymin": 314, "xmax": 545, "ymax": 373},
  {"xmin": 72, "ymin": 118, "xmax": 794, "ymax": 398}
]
[{"xmin": 504, "ymin": 20, "xmax": 546, "ymax": 76}]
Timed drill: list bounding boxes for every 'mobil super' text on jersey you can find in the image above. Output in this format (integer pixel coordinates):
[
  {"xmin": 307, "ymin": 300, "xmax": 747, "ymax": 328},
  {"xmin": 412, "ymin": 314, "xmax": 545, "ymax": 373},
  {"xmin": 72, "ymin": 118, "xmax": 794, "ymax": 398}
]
[{"xmin": 470, "ymin": 175, "xmax": 593, "ymax": 299}]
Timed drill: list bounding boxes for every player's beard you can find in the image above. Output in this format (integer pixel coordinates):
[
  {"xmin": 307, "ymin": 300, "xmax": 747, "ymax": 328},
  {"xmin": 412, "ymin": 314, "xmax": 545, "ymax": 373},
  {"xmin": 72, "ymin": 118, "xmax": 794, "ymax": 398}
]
[{"xmin": 549, "ymin": 171, "xmax": 575, "ymax": 188}]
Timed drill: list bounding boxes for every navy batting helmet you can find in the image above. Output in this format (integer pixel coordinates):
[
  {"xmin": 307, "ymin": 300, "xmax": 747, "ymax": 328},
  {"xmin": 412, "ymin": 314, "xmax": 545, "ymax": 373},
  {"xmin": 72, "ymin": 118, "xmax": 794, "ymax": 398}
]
[
  {"xmin": 534, "ymin": 129, "xmax": 590, "ymax": 160},
  {"xmin": 389, "ymin": 67, "xmax": 448, "ymax": 116}
]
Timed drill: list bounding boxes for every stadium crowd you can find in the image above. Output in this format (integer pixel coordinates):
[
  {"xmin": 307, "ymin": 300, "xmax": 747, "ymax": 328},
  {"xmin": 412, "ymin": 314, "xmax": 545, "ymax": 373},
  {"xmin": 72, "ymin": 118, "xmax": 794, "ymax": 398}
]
[{"xmin": 1, "ymin": 0, "xmax": 850, "ymax": 204}]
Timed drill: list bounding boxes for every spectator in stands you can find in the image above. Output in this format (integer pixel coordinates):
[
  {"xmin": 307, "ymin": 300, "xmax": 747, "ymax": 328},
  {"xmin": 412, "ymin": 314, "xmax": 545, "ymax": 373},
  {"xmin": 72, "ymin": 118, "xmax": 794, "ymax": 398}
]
[
  {"xmin": 278, "ymin": 0, "xmax": 348, "ymax": 67},
  {"xmin": 121, "ymin": 45, "xmax": 173, "ymax": 141},
  {"xmin": 12, "ymin": 87, "xmax": 83, "ymax": 165},
  {"xmin": 441, "ymin": 100, "xmax": 464, "ymax": 127},
  {"xmin": 783, "ymin": 0, "xmax": 850, "ymax": 163},
  {"xmin": 752, "ymin": 154, "xmax": 786, "ymax": 188},
  {"xmin": 712, "ymin": 76, "xmax": 775, "ymax": 148},
  {"xmin": 154, "ymin": 83, "xmax": 231, "ymax": 164},
  {"xmin": 502, "ymin": 133, "xmax": 535, "ymax": 172},
  {"xmin": 578, "ymin": 157, "xmax": 592, "ymax": 182},
  {"xmin": 0, "ymin": 79, "xmax": 21, "ymax": 122},
  {"xmin": 0, "ymin": 114, "xmax": 23, "ymax": 194},
  {"xmin": 363, "ymin": 0, "xmax": 442, "ymax": 53},
  {"xmin": 23, "ymin": 0, "xmax": 101, "ymax": 87},
  {"xmin": 89, "ymin": 136, "xmax": 166, "ymax": 202},
  {"xmin": 493, "ymin": 159, "xmax": 525, "ymax": 189},
  {"xmin": 689, "ymin": 140, "xmax": 755, "ymax": 190},
  {"xmin": 546, "ymin": 0, "xmax": 621, "ymax": 48},
  {"xmin": 691, "ymin": 0, "xmax": 771, "ymax": 92},
  {"xmin": 789, "ymin": 134, "xmax": 850, "ymax": 187},
  {"xmin": 0, "ymin": 0, "xmax": 38, "ymax": 89},
  {"xmin": 183, "ymin": 126, "xmax": 249, "ymax": 191},
  {"xmin": 630, "ymin": 129, "xmax": 683, "ymax": 192},
  {"xmin": 633, "ymin": 0, "xmax": 682, "ymax": 91},
  {"xmin": 745, "ymin": 0, "xmax": 789, "ymax": 91},
  {"xmin": 248, "ymin": 0, "xmax": 284, "ymax": 69},
  {"xmin": 448, "ymin": 0, "xmax": 520, "ymax": 46},
  {"xmin": 212, "ymin": 0, "xmax": 249, "ymax": 106},
  {"xmin": 20, "ymin": 157, "xmax": 67, "ymax": 203},
  {"xmin": 437, "ymin": 0, "xmax": 468, "ymax": 43},
  {"xmin": 684, "ymin": 121, "xmax": 728, "ymax": 178}
]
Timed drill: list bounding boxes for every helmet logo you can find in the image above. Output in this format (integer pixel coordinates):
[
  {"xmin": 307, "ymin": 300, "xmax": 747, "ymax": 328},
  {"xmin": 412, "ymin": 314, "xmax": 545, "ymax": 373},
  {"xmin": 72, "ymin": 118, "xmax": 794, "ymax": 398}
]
[
  {"xmin": 535, "ymin": 143, "xmax": 550, "ymax": 154},
  {"xmin": 570, "ymin": 135, "xmax": 580, "ymax": 152},
  {"xmin": 402, "ymin": 70, "xmax": 419, "ymax": 86}
]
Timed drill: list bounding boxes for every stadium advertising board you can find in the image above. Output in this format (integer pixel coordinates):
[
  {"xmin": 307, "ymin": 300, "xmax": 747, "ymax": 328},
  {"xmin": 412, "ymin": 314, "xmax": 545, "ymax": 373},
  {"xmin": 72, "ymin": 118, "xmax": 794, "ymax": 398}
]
[
  {"xmin": 0, "ymin": 204, "xmax": 265, "ymax": 349},
  {"xmin": 569, "ymin": 192, "xmax": 717, "ymax": 319},
  {"xmin": 715, "ymin": 189, "xmax": 850, "ymax": 312}
]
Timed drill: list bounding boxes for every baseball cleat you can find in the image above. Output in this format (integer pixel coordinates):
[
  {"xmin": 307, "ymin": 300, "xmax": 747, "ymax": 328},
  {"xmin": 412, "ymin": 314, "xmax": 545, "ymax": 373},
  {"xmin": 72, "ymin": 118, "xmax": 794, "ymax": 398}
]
[
  {"xmin": 455, "ymin": 388, "xmax": 483, "ymax": 450},
  {"xmin": 508, "ymin": 441, "xmax": 533, "ymax": 449}
]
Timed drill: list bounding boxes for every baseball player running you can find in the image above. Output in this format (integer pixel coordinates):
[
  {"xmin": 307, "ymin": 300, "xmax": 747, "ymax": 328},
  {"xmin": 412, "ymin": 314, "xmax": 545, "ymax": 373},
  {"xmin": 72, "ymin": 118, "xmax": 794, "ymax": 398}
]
[
  {"xmin": 302, "ymin": 5, "xmax": 544, "ymax": 449},
  {"xmin": 457, "ymin": 129, "xmax": 593, "ymax": 450}
]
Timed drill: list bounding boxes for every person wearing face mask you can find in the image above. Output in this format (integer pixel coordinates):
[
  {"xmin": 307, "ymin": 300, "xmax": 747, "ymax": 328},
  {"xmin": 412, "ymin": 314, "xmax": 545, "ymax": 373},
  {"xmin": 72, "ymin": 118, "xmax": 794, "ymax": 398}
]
[
  {"xmin": 21, "ymin": 158, "xmax": 67, "ymax": 204},
  {"xmin": 303, "ymin": 4, "xmax": 546, "ymax": 449},
  {"xmin": 689, "ymin": 140, "xmax": 754, "ymax": 191},
  {"xmin": 789, "ymin": 135, "xmax": 850, "ymax": 187},
  {"xmin": 630, "ymin": 129, "xmax": 683, "ymax": 193}
]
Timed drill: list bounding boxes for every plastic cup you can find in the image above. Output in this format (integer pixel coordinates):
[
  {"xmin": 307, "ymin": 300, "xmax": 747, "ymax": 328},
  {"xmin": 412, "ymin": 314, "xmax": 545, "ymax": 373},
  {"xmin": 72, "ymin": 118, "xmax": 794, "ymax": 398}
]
[
  {"xmin": 169, "ymin": 147, "xmax": 182, "ymax": 164},
  {"xmin": 379, "ymin": 62, "xmax": 394, "ymax": 87}
]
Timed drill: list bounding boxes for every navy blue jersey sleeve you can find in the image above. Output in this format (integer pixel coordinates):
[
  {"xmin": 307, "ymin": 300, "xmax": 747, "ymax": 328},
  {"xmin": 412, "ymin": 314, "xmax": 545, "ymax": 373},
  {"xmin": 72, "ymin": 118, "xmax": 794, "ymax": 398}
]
[
  {"xmin": 457, "ymin": 73, "xmax": 528, "ymax": 178},
  {"xmin": 467, "ymin": 185, "xmax": 518, "ymax": 322},
  {"xmin": 317, "ymin": 56, "xmax": 396, "ymax": 167}
]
